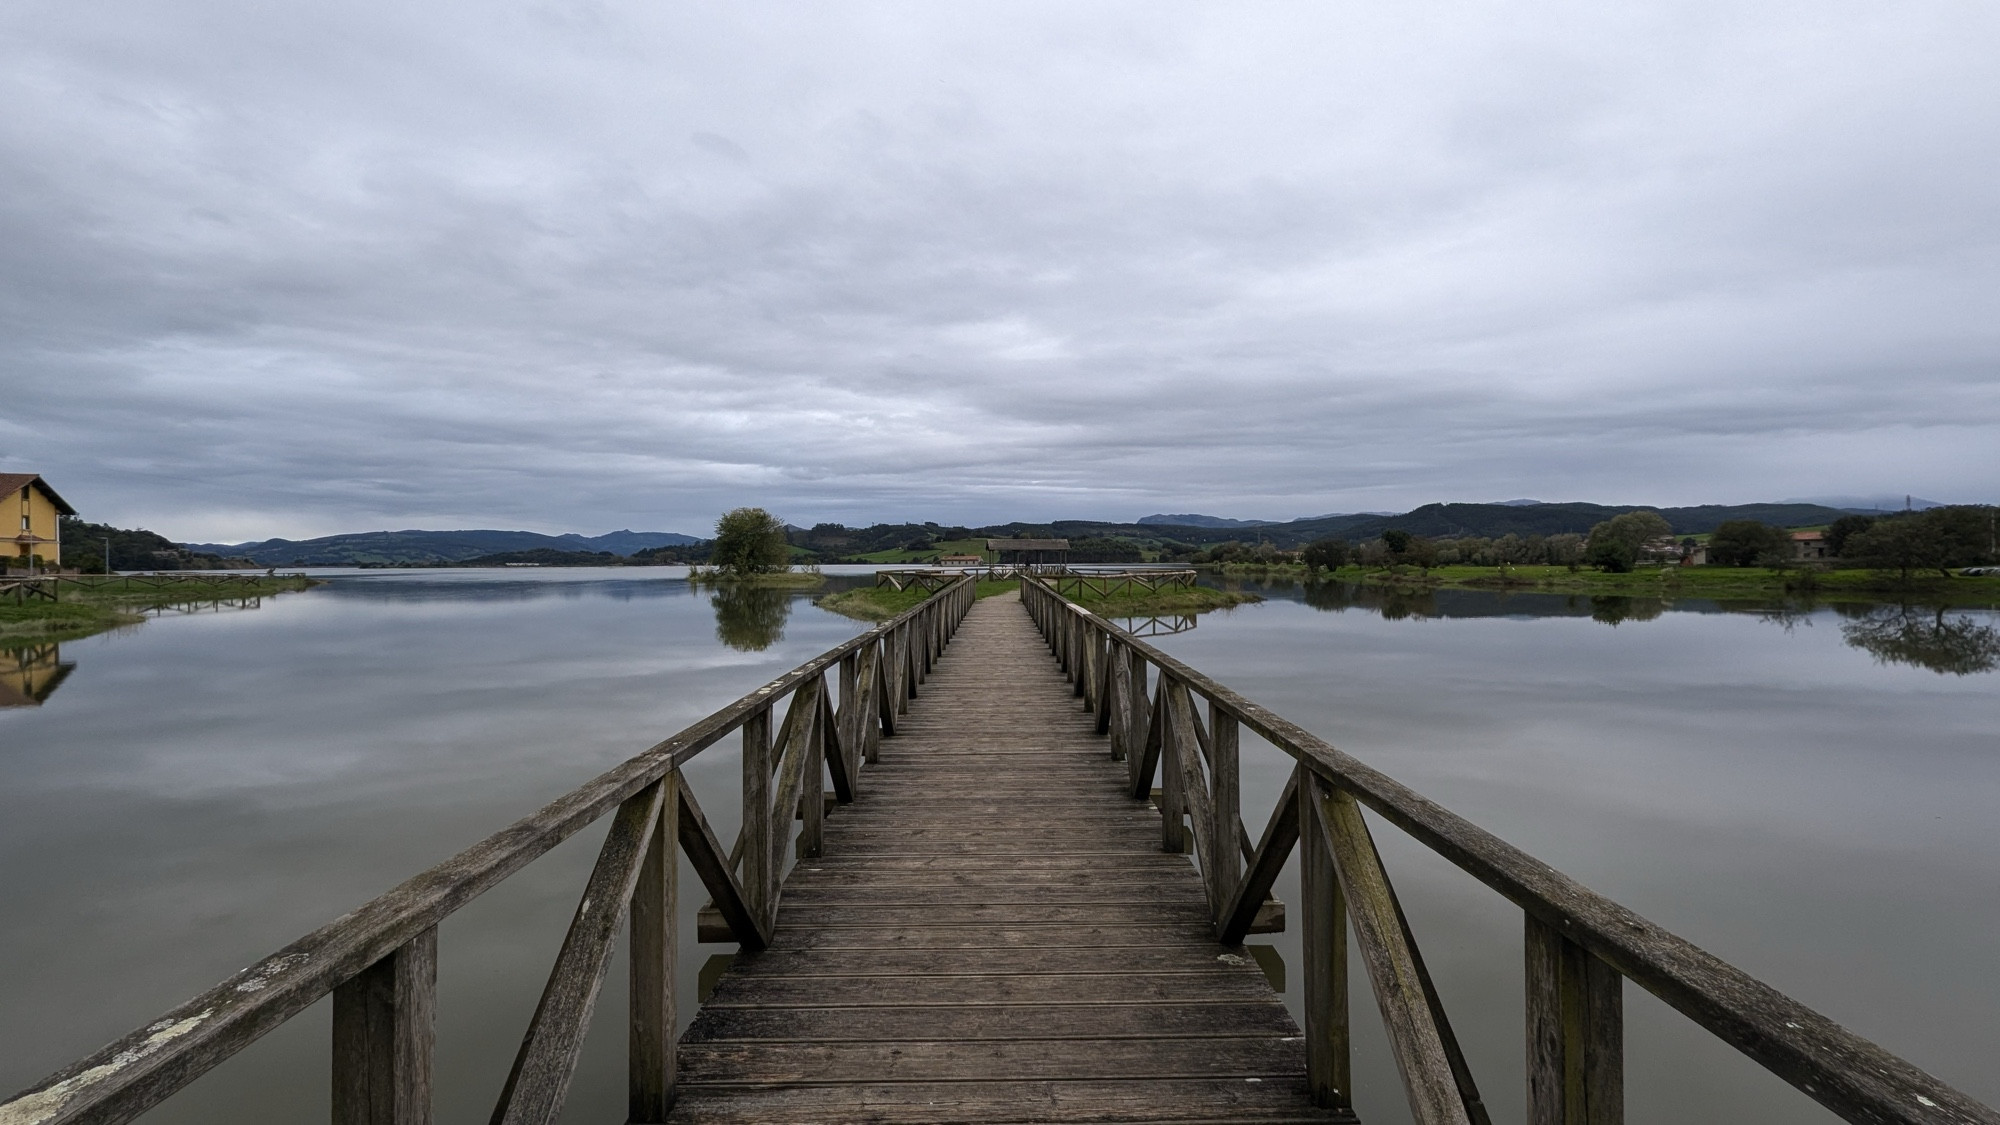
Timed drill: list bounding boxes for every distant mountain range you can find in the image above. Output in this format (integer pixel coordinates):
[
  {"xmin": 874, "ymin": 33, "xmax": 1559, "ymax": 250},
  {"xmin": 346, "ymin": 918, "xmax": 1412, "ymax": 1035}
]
[
  {"xmin": 1137, "ymin": 513, "xmax": 1279, "ymax": 528},
  {"xmin": 179, "ymin": 498, "xmax": 1954, "ymax": 566},
  {"xmin": 183, "ymin": 528, "xmax": 699, "ymax": 566}
]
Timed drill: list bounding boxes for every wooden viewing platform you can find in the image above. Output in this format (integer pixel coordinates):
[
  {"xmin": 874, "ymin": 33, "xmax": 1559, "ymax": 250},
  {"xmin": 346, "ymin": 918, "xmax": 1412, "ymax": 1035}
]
[
  {"xmin": 674, "ymin": 594, "xmax": 1334, "ymax": 1122},
  {"xmin": 5, "ymin": 574, "xmax": 1995, "ymax": 1125}
]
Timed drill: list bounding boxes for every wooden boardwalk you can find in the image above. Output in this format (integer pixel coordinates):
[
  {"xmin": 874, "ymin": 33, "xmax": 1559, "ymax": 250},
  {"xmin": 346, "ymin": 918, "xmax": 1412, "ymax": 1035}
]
[{"xmin": 673, "ymin": 593, "xmax": 1347, "ymax": 1123}]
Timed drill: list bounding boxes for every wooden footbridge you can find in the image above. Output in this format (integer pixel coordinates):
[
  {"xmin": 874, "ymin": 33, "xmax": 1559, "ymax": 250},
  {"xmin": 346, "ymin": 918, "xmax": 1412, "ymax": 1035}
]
[{"xmin": 5, "ymin": 577, "xmax": 1994, "ymax": 1125}]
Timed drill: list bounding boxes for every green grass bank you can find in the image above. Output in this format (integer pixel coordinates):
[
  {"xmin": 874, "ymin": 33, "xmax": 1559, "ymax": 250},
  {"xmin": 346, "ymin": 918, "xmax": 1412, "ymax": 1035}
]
[{"xmin": 0, "ymin": 574, "xmax": 320, "ymax": 649}]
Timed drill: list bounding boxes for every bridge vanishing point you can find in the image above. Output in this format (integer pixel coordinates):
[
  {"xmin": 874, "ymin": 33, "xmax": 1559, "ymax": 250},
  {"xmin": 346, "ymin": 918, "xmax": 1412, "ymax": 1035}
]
[{"xmin": 4, "ymin": 577, "xmax": 1994, "ymax": 1125}]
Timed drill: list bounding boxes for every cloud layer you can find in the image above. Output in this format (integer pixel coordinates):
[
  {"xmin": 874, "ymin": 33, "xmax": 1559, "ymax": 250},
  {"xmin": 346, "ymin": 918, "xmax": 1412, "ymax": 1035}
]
[{"xmin": 3, "ymin": 1, "xmax": 1996, "ymax": 539}]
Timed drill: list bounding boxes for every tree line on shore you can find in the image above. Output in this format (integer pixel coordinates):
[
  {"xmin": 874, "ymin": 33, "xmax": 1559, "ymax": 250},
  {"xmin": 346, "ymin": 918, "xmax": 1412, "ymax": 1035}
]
[{"xmin": 1197, "ymin": 505, "xmax": 1999, "ymax": 580}]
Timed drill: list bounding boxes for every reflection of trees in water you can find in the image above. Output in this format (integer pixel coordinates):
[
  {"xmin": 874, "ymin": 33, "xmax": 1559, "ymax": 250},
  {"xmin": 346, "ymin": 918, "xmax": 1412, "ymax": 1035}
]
[
  {"xmin": 1840, "ymin": 605, "xmax": 2000, "ymax": 676},
  {"xmin": 1298, "ymin": 580, "xmax": 1438, "ymax": 620},
  {"xmin": 711, "ymin": 585, "xmax": 792, "ymax": 652},
  {"xmin": 1587, "ymin": 596, "xmax": 1665, "ymax": 626}
]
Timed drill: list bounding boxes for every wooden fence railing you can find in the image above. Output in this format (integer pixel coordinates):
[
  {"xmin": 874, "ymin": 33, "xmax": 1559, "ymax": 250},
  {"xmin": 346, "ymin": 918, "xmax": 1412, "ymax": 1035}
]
[
  {"xmin": 0, "ymin": 573, "xmax": 306, "ymax": 604},
  {"xmin": 0, "ymin": 576, "xmax": 977, "ymax": 1125},
  {"xmin": 1047, "ymin": 568, "xmax": 1195, "ymax": 600},
  {"xmin": 1021, "ymin": 574, "xmax": 1996, "ymax": 1125}
]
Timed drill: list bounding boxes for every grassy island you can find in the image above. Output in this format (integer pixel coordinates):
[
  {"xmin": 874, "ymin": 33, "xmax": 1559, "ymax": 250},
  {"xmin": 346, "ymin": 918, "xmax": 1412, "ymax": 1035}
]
[
  {"xmin": 688, "ymin": 566, "xmax": 828, "ymax": 590},
  {"xmin": 816, "ymin": 578, "xmax": 1018, "ymax": 622},
  {"xmin": 0, "ymin": 574, "xmax": 320, "ymax": 649}
]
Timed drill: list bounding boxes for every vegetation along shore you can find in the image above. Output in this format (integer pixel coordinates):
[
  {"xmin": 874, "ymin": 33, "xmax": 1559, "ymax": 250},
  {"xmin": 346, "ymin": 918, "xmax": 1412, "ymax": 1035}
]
[
  {"xmin": 0, "ymin": 573, "xmax": 319, "ymax": 649},
  {"xmin": 815, "ymin": 577, "xmax": 1259, "ymax": 623}
]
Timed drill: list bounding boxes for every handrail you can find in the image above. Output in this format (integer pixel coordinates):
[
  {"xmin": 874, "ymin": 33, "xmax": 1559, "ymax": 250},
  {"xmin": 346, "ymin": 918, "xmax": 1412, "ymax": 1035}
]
[
  {"xmin": 1019, "ymin": 574, "xmax": 1996, "ymax": 1125},
  {"xmin": 0, "ymin": 572, "xmax": 311, "ymax": 605},
  {"xmin": 2, "ymin": 575, "xmax": 978, "ymax": 1125}
]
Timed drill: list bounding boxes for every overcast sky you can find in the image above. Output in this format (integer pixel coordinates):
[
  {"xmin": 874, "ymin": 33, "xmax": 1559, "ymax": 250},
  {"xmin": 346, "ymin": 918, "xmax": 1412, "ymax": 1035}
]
[{"xmin": 3, "ymin": 2, "xmax": 1996, "ymax": 541}]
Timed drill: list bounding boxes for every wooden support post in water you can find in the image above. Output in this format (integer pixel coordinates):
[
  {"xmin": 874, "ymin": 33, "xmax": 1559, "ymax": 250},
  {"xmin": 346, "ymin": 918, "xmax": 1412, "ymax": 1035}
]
[
  {"xmin": 1526, "ymin": 915, "xmax": 1623, "ymax": 1125},
  {"xmin": 628, "ymin": 772, "xmax": 679, "ymax": 1122},
  {"xmin": 332, "ymin": 926, "xmax": 436, "ymax": 1125}
]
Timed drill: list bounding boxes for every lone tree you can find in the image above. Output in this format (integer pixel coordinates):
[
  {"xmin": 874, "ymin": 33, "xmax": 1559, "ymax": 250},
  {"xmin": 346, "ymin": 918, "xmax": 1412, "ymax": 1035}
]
[
  {"xmin": 1708, "ymin": 520, "xmax": 1794, "ymax": 567},
  {"xmin": 710, "ymin": 507, "xmax": 791, "ymax": 575},
  {"xmin": 1584, "ymin": 510, "xmax": 1672, "ymax": 573},
  {"xmin": 1300, "ymin": 537, "xmax": 1351, "ymax": 577}
]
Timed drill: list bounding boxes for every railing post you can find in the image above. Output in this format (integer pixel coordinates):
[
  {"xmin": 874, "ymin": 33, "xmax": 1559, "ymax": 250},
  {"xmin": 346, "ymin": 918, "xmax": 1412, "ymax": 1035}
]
[
  {"xmin": 332, "ymin": 926, "xmax": 437, "ymax": 1125},
  {"xmin": 1209, "ymin": 701, "xmax": 1240, "ymax": 915},
  {"xmin": 740, "ymin": 706, "xmax": 773, "ymax": 923},
  {"xmin": 837, "ymin": 651, "xmax": 860, "ymax": 783},
  {"xmin": 800, "ymin": 677, "xmax": 826, "ymax": 859},
  {"xmin": 629, "ymin": 773, "xmax": 679, "ymax": 1122},
  {"xmin": 1526, "ymin": 916, "xmax": 1623, "ymax": 1125},
  {"xmin": 1299, "ymin": 774, "xmax": 1349, "ymax": 1111},
  {"xmin": 1159, "ymin": 675, "xmax": 1185, "ymax": 854},
  {"xmin": 1126, "ymin": 649, "xmax": 1150, "ymax": 790}
]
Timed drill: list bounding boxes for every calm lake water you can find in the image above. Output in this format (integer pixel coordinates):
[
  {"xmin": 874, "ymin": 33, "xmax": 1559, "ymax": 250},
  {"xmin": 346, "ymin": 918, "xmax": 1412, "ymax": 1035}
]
[{"xmin": 2, "ymin": 569, "xmax": 1995, "ymax": 1124}]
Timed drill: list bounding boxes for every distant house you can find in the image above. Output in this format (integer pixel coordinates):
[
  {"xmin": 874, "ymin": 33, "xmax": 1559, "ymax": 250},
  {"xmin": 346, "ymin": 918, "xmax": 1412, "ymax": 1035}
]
[
  {"xmin": 1643, "ymin": 535, "xmax": 1707, "ymax": 566},
  {"xmin": 986, "ymin": 538, "xmax": 1070, "ymax": 566},
  {"xmin": 2, "ymin": 474, "xmax": 75, "ymax": 568},
  {"xmin": 935, "ymin": 554, "xmax": 984, "ymax": 567},
  {"xmin": 1792, "ymin": 531, "xmax": 1829, "ymax": 561}
]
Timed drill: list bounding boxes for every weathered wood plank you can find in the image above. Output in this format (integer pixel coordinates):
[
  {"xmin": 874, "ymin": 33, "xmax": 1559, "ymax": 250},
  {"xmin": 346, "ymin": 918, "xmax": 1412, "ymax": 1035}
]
[
  {"xmin": 666, "ymin": 1078, "xmax": 1355, "ymax": 1124},
  {"xmin": 1300, "ymin": 773, "xmax": 1349, "ymax": 1113},
  {"xmin": 332, "ymin": 927, "xmax": 436, "ymax": 1125},
  {"xmin": 678, "ymin": 1037, "xmax": 1309, "ymax": 1084},
  {"xmin": 766, "ymin": 924, "xmax": 1217, "ymax": 951},
  {"xmin": 1527, "ymin": 913, "xmax": 1623, "ymax": 1125},
  {"xmin": 628, "ymin": 773, "xmax": 678, "ymax": 1123},
  {"xmin": 722, "ymin": 946, "xmax": 1259, "ymax": 977},
  {"xmin": 684, "ymin": 1002, "xmax": 1299, "ymax": 1043},
  {"xmin": 770, "ymin": 902, "xmax": 1217, "ymax": 927}
]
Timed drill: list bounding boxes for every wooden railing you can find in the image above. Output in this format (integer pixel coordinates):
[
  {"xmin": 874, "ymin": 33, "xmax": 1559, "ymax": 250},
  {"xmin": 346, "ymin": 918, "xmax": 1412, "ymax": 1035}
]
[
  {"xmin": 0, "ymin": 572, "xmax": 307, "ymax": 604},
  {"xmin": 1046, "ymin": 568, "xmax": 1195, "ymax": 600},
  {"xmin": 1021, "ymin": 575, "xmax": 1997, "ymax": 1125},
  {"xmin": 1, "ymin": 576, "xmax": 977, "ymax": 1125}
]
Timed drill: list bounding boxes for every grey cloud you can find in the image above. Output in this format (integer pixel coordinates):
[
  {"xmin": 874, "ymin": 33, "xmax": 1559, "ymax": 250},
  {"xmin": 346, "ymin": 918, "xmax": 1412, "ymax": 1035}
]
[{"xmin": 1, "ymin": 1, "xmax": 1995, "ymax": 538}]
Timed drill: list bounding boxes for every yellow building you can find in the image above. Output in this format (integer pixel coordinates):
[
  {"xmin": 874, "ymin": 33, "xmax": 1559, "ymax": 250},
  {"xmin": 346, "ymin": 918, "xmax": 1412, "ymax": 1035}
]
[{"xmin": 1, "ymin": 473, "xmax": 75, "ymax": 568}]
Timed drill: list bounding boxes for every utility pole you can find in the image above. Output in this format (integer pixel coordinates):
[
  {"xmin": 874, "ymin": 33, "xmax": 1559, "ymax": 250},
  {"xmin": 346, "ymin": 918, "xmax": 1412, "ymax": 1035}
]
[{"xmin": 103, "ymin": 537, "xmax": 111, "ymax": 576}]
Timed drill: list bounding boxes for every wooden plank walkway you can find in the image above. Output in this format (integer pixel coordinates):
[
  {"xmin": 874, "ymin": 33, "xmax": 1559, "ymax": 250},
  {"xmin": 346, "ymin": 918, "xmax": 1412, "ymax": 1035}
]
[{"xmin": 673, "ymin": 593, "xmax": 1352, "ymax": 1123}]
